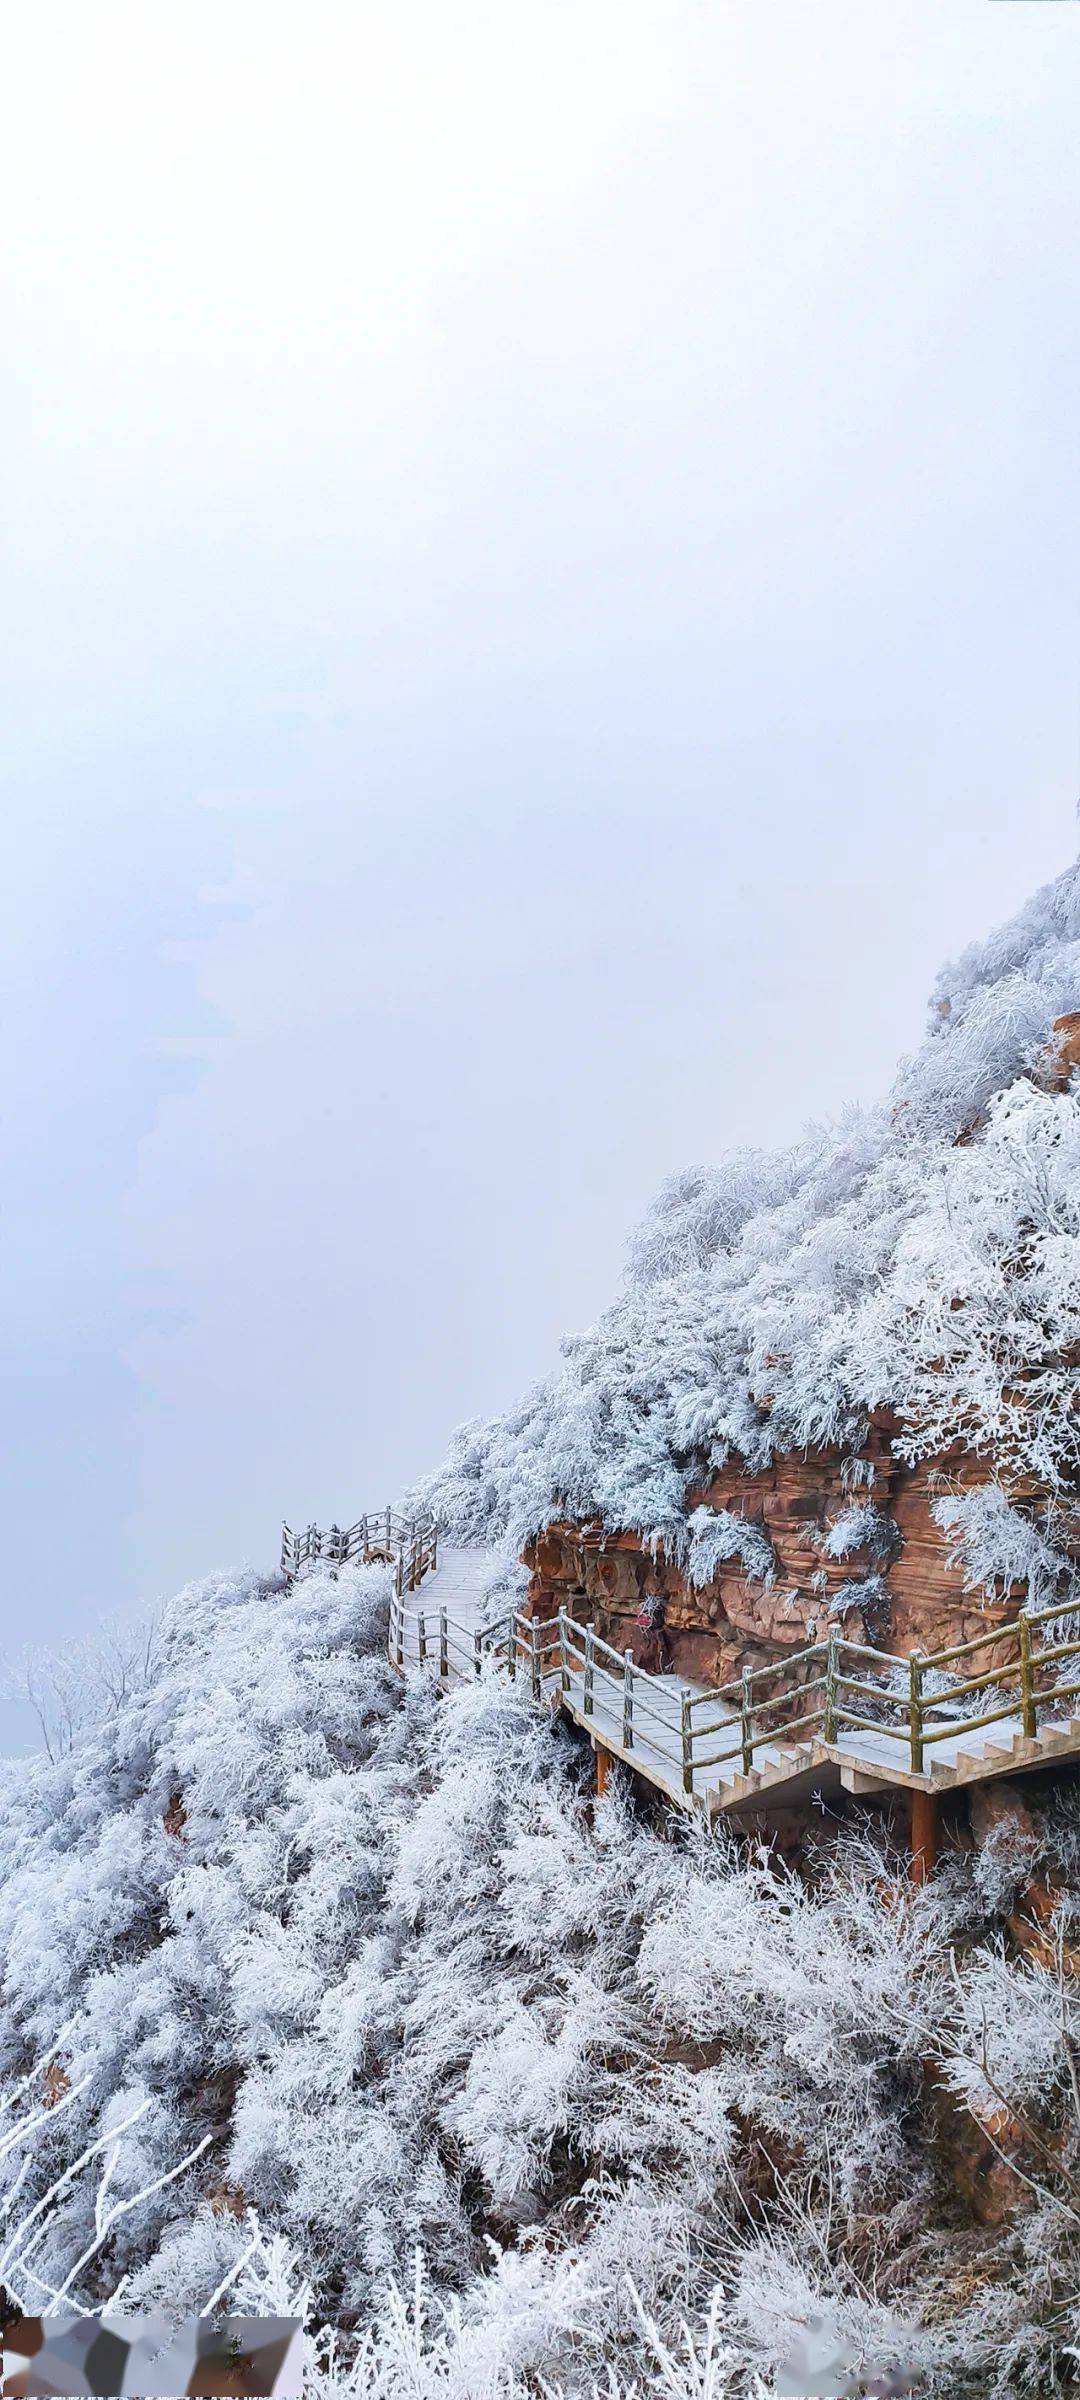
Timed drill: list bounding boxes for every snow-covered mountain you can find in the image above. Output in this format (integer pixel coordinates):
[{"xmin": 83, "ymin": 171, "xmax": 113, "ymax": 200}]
[
  {"xmin": 6, "ymin": 859, "xmax": 1080, "ymax": 2395},
  {"xmin": 415, "ymin": 855, "xmax": 1080, "ymax": 1556}
]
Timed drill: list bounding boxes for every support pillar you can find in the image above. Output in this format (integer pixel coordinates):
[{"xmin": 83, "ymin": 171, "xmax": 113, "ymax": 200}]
[
  {"xmin": 595, "ymin": 1743, "xmax": 612, "ymax": 1799},
  {"xmin": 911, "ymin": 1786, "xmax": 938, "ymax": 1886}
]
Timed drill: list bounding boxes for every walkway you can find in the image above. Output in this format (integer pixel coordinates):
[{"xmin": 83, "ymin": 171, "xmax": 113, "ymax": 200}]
[
  {"xmin": 284, "ymin": 1511, "xmax": 1080, "ymax": 1824},
  {"xmin": 392, "ymin": 1555, "xmax": 1080, "ymax": 1821},
  {"xmin": 386, "ymin": 1545, "xmax": 496, "ymax": 1670}
]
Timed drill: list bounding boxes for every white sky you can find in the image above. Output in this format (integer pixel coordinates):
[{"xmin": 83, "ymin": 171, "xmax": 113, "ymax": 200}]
[{"xmin": 2, "ymin": 0, "xmax": 1079, "ymax": 1744}]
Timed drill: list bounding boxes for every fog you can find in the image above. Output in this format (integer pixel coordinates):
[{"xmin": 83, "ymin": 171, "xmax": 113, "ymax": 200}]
[{"xmin": 2, "ymin": 0, "xmax": 1078, "ymax": 1744}]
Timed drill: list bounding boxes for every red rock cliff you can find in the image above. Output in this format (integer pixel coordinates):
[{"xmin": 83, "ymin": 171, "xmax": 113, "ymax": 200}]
[{"xmin": 522, "ymin": 1428, "xmax": 1043, "ymax": 1683}]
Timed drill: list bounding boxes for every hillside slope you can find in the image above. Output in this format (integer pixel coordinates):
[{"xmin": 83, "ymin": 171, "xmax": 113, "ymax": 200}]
[
  {"xmin": 7, "ymin": 859, "xmax": 1080, "ymax": 2394},
  {"xmin": 4, "ymin": 1557, "xmax": 1080, "ymax": 2393},
  {"xmin": 415, "ymin": 855, "xmax": 1080, "ymax": 1561}
]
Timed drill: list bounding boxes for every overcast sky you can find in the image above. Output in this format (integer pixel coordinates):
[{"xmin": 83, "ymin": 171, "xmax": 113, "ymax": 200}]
[{"xmin": 2, "ymin": 0, "xmax": 1079, "ymax": 1745}]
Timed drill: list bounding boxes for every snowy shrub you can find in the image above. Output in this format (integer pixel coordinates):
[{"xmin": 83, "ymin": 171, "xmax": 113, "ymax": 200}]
[
  {"xmin": 930, "ymin": 1482, "xmax": 1072, "ymax": 1606},
  {"xmin": 933, "ymin": 1949, "xmax": 1075, "ymax": 2125},
  {"xmin": 8, "ymin": 1572, "xmax": 1080, "ymax": 2391},
  {"xmin": 819, "ymin": 1502, "xmax": 900, "ymax": 1567},
  {"xmin": 682, "ymin": 1508, "xmax": 776, "ymax": 1591},
  {"xmin": 829, "ymin": 1573, "xmax": 890, "ymax": 1631},
  {"xmin": 13, "ymin": 1610, "xmax": 166, "ymax": 1763}
]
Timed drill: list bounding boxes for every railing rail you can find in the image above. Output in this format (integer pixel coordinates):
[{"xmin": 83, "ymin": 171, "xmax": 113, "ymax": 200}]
[
  {"xmin": 380, "ymin": 1582, "xmax": 1080, "ymax": 1808},
  {"xmin": 283, "ymin": 1509, "xmax": 438, "ymax": 1598}
]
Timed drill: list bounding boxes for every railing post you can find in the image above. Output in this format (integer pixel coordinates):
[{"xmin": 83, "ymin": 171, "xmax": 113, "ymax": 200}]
[
  {"xmin": 506, "ymin": 1615, "xmax": 516, "ymax": 1680},
  {"xmin": 473, "ymin": 1628, "xmax": 482, "ymax": 1681},
  {"xmin": 909, "ymin": 1649, "xmax": 924, "ymax": 1777},
  {"xmin": 417, "ymin": 1610, "xmax": 427, "ymax": 1665},
  {"xmin": 823, "ymin": 1627, "xmax": 839, "ymax": 1744},
  {"xmin": 386, "ymin": 1504, "xmax": 392, "ymax": 1549},
  {"xmin": 558, "ymin": 1609, "xmax": 570, "ymax": 1695},
  {"xmin": 395, "ymin": 1597, "xmax": 405, "ymax": 1672},
  {"xmin": 623, "ymin": 1651, "xmax": 634, "ymax": 1750},
  {"xmin": 439, "ymin": 1608, "xmax": 448, "ymax": 1682},
  {"xmin": 1019, "ymin": 1613, "xmax": 1037, "ymax": 1740},
  {"xmin": 584, "ymin": 1627, "xmax": 595, "ymax": 1717},
  {"xmin": 681, "ymin": 1691, "xmax": 693, "ymax": 1795},
  {"xmin": 741, "ymin": 1668, "xmax": 754, "ymax": 1776}
]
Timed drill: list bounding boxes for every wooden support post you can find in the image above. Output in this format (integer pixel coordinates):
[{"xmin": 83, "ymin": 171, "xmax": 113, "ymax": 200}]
[
  {"xmin": 439, "ymin": 1608, "xmax": 448, "ymax": 1682},
  {"xmin": 1019, "ymin": 1613, "xmax": 1037, "ymax": 1741},
  {"xmin": 595, "ymin": 1743, "xmax": 611, "ymax": 1798},
  {"xmin": 623, "ymin": 1651, "xmax": 634, "ymax": 1750},
  {"xmin": 417, "ymin": 1611, "xmax": 427, "ymax": 1665},
  {"xmin": 681, "ymin": 1692, "xmax": 693, "ymax": 1796},
  {"xmin": 908, "ymin": 1650, "xmax": 925, "ymax": 1777},
  {"xmin": 741, "ymin": 1668, "xmax": 754, "ymax": 1777},
  {"xmin": 823, "ymin": 1627, "xmax": 839, "ymax": 1744},
  {"xmin": 559, "ymin": 1609, "xmax": 570, "ymax": 1695},
  {"xmin": 473, "ymin": 1628, "xmax": 483, "ymax": 1680},
  {"xmin": 584, "ymin": 1627, "xmax": 595, "ymax": 1717},
  {"xmin": 911, "ymin": 1786, "xmax": 938, "ymax": 1887},
  {"xmin": 530, "ymin": 1618, "xmax": 541, "ymax": 1701},
  {"xmin": 395, "ymin": 1599, "xmax": 404, "ymax": 1672}
]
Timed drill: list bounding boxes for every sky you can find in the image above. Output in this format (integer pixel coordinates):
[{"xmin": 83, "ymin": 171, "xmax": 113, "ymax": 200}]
[{"xmin": 1, "ymin": 0, "xmax": 1079, "ymax": 1747}]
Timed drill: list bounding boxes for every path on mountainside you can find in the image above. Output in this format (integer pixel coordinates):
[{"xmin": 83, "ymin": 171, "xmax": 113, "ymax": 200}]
[
  {"xmin": 394, "ymin": 1547, "xmax": 1080, "ymax": 1831},
  {"xmin": 389, "ymin": 1545, "xmax": 496, "ymax": 1664},
  {"xmin": 283, "ymin": 1514, "xmax": 1080, "ymax": 1849}
]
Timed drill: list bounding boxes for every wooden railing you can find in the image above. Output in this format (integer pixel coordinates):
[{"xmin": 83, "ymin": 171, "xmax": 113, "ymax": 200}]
[
  {"xmin": 680, "ymin": 1595, "xmax": 1080, "ymax": 1789},
  {"xmin": 384, "ymin": 1589, "xmax": 1080, "ymax": 1801},
  {"xmin": 282, "ymin": 1510, "xmax": 438, "ymax": 1598}
]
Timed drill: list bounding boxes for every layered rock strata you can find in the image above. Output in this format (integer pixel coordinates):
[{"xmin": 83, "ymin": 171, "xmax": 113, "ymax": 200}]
[{"xmin": 522, "ymin": 1428, "xmax": 1042, "ymax": 1684}]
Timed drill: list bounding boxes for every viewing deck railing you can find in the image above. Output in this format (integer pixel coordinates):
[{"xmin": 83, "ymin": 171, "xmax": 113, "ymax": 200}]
[{"xmin": 282, "ymin": 1510, "xmax": 438, "ymax": 1599}]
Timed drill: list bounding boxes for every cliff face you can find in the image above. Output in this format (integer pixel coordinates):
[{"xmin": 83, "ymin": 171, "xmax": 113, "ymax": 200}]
[
  {"xmin": 522, "ymin": 1429, "xmax": 1039, "ymax": 1682},
  {"xmin": 513, "ymin": 1003, "xmax": 1080, "ymax": 1680}
]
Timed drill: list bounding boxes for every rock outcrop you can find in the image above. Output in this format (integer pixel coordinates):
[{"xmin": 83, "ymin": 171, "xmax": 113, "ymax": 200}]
[{"xmin": 522, "ymin": 1428, "xmax": 1039, "ymax": 1682}]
